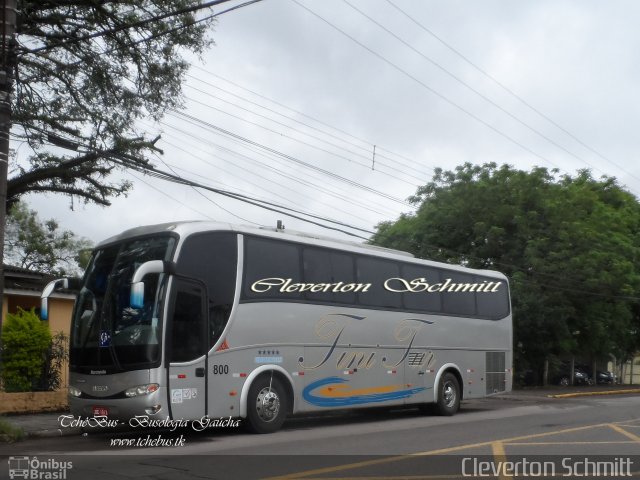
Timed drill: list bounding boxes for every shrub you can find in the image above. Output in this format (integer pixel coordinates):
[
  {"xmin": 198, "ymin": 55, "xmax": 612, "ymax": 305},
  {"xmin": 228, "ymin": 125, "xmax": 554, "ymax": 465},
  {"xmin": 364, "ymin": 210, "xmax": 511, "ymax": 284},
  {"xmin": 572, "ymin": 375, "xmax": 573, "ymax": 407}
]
[
  {"xmin": 37, "ymin": 332, "xmax": 69, "ymax": 391},
  {"xmin": 0, "ymin": 418, "xmax": 25, "ymax": 443},
  {"xmin": 0, "ymin": 308, "xmax": 52, "ymax": 392}
]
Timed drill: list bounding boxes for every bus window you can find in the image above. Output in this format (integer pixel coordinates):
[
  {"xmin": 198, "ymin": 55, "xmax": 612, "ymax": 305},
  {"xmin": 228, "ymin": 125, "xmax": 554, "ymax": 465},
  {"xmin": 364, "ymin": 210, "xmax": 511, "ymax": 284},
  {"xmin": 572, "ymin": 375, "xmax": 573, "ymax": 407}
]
[
  {"xmin": 441, "ymin": 271, "xmax": 476, "ymax": 316},
  {"xmin": 302, "ymin": 247, "xmax": 356, "ymax": 304},
  {"xmin": 329, "ymin": 251, "xmax": 356, "ymax": 304},
  {"xmin": 401, "ymin": 264, "xmax": 442, "ymax": 313},
  {"xmin": 176, "ymin": 232, "xmax": 237, "ymax": 348},
  {"xmin": 476, "ymin": 275, "xmax": 509, "ymax": 319},
  {"xmin": 302, "ymin": 247, "xmax": 333, "ymax": 303},
  {"xmin": 169, "ymin": 279, "xmax": 207, "ymax": 363},
  {"xmin": 243, "ymin": 237, "xmax": 302, "ymax": 300},
  {"xmin": 356, "ymin": 256, "xmax": 402, "ymax": 309}
]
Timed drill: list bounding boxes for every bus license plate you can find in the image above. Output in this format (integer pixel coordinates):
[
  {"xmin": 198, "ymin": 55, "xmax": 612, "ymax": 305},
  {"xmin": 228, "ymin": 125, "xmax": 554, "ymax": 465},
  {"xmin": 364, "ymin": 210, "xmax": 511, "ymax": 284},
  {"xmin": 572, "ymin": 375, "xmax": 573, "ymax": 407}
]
[{"xmin": 93, "ymin": 406, "xmax": 109, "ymax": 417}]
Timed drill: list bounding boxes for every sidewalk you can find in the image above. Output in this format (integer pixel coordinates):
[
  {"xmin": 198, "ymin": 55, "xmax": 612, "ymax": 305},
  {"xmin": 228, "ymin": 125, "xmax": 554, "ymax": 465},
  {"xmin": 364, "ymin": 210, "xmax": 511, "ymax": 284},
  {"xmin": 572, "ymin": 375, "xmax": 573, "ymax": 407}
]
[
  {"xmin": 495, "ymin": 384, "xmax": 640, "ymax": 401},
  {"xmin": 1, "ymin": 385, "xmax": 639, "ymax": 442}
]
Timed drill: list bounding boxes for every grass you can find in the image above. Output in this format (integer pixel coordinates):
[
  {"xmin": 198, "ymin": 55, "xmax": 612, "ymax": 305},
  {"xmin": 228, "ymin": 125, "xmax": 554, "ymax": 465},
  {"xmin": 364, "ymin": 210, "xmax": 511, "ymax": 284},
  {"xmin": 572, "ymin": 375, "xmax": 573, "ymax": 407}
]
[{"xmin": 0, "ymin": 417, "xmax": 25, "ymax": 443}]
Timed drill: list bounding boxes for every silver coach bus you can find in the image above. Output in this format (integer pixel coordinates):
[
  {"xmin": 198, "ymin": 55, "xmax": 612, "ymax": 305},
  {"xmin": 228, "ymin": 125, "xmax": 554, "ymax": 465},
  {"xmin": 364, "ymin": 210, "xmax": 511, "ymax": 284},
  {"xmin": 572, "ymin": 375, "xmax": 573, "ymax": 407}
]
[{"xmin": 42, "ymin": 221, "xmax": 512, "ymax": 433}]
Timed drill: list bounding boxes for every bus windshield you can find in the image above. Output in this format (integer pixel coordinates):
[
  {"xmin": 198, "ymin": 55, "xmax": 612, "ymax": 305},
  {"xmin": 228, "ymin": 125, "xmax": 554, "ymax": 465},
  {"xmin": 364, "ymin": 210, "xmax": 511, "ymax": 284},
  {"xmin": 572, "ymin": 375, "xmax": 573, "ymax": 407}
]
[{"xmin": 70, "ymin": 235, "xmax": 176, "ymax": 373}]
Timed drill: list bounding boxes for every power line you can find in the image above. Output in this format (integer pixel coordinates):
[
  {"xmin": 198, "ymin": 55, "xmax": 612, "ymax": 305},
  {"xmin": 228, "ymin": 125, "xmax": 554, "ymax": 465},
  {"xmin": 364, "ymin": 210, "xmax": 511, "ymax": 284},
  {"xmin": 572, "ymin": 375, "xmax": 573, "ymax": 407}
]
[
  {"xmin": 133, "ymin": 162, "xmax": 374, "ymax": 239},
  {"xmin": 75, "ymin": 139, "xmax": 373, "ymax": 238},
  {"xmin": 22, "ymin": 122, "xmax": 375, "ymax": 239},
  {"xmin": 207, "ymin": 135, "xmax": 400, "ymax": 216},
  {"xmin": 129, "ymin": 171, "xmax": 218, "ymax": 221},
  {"xmin": 113, "ymin": 0, "xmax": 265, "ymax": 54},
  {"xmin": 23, "ymin": 0, "xmax": 240, "ymax": 55},
  {"xmin": 63, "ymin": 0, "xmax": 265, "ymax": 66},
  {"xmin": 182, "ymin": 90, "xmax": 426, "ymax": 186},
  {"xmin": 150, "ymin": 151, "xmax": 263, "ymax": 226},
  {"xmin": 140, "ymin": 130, "xmax": 314, "ymax": 212},
  {"xmin": 193, "ymin": 65, "xmax": 434, "ymax": 178},
  {"xmin": 342, "ymin": 0, "xmax": 607, "ymax": 178},
  {"xmin": 290, "ymin": 0, "xmax": 564, "ymax": 170},
  {"xmin": 167, "ymin": 108, "xmax": 413, "ymax": 207},
  {"xmin": 149, "ymin": 143, "xmax": 376, "ymax": 235},
  {"xmin": 152, "ymin": 125, "xmax": 383, "ymax": 227},
  {"xmin": 384, "ymin": 0, "xmax": 640, "ymax": 188},
  {"xmin": 156, "ymin": 133, "xmax": 302, "ymax": 211},
  {"xmin": 186, "ymin": 72, "xmax": 435, "ymax": 180},
  {"xmin": 154, "ymin": 123, "xmax": 394, "ymax": 221},
  {"xmin": 212, "ymin": 137, "xmax": 401, "ymax": 216},
  {"xmin": 140, "ymin": 163, "xmax": 374, "ymax": 239},
  {"xmin": 184, "ymin": 82, "xmax": 430, "ymax": 182}
]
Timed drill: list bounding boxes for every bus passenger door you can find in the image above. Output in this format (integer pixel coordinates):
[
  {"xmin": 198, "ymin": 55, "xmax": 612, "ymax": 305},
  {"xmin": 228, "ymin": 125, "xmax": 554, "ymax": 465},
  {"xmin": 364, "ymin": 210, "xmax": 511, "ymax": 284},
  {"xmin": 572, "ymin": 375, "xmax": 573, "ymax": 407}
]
[{"xmin": 167, "ymin": 278, "xmax": 208, "ymax": 420}]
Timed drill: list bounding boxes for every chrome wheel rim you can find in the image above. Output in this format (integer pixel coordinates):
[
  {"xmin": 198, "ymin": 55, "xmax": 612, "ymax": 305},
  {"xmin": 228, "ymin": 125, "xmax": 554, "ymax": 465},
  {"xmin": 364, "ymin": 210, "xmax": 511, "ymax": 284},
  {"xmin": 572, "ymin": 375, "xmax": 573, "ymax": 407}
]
[
  {"xmin": 443, "ymin": 381, "xmax": 456, "ymax": 408},
  {"xmin": 256, "ymin": 387, "xmax": 280, "ymax": 423}
]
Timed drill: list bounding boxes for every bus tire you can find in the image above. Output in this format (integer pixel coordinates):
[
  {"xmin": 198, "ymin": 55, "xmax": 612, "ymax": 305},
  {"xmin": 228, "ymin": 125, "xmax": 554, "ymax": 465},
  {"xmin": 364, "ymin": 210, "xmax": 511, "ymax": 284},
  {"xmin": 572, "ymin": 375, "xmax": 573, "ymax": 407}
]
[
  {"xmin": 435, "ymin": 372, "xmax": 460, "ymax": 416},
  {"xmin": 246, "ymin": 374, "xmax": 288, "ymax": 434}
]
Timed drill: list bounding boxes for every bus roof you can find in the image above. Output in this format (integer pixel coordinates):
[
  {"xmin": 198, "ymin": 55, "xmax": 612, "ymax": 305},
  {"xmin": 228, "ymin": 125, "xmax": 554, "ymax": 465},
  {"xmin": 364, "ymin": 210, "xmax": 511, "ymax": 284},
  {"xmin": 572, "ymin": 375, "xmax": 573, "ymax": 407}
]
[{"xmin": 96, "ymin": 220, "xmax": 506, "ymax": 280}]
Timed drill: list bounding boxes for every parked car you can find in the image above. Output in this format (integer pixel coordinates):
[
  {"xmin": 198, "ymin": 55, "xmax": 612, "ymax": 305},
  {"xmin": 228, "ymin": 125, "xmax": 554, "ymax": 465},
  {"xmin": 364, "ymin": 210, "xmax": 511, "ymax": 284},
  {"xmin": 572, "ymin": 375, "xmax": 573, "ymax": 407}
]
[
  {"xmin": 595, "ymin": 370, "xmax": 615, "ymax": 384},
  {"xmin": 577, "ymin": 365, "xmax": 616, "ymax": 385},
  {"xmin": 552, "ymin": 365, "xmax": 592, "ymax": 386}
]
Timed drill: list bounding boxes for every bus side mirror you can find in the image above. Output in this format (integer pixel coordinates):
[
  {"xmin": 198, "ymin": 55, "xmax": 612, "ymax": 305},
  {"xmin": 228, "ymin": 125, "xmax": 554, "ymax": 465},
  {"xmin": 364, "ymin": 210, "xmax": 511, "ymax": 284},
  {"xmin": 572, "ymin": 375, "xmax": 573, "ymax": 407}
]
[
  {"xmin": 130, "ymin": 282, "xmax": 145, "ymax": 309},
  {"xmin": 130, "ymin": 260, "xmax": 177, "ymax": 309},
  {"xmin": 41, "ymin": 278, "xmax": 81, "ymax": 320}
]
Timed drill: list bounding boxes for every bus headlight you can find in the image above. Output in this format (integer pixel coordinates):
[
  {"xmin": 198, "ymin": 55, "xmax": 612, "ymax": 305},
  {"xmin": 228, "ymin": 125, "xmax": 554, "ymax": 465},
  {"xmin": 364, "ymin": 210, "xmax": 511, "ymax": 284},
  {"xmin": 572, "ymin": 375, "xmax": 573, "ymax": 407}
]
[
  {"xmin": 68, "ymin": 385, "xmax": 82, "ymax": 397},
  {"xmin": 125, "ymin": 383, "xmax": 159, "ymax": 398}
]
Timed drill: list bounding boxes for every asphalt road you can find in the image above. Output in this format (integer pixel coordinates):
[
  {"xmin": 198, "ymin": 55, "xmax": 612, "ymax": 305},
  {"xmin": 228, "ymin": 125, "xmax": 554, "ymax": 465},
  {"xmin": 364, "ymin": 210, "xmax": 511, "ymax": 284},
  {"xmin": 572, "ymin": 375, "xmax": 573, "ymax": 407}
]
[{"xmin": 1, "ymin": 394, "xmax": 639, "ymax": 479}]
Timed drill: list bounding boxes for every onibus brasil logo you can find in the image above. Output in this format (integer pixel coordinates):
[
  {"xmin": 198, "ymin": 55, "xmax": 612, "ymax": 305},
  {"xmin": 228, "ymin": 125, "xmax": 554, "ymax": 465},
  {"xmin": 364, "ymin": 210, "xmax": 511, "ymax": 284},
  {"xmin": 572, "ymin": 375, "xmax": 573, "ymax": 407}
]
[{"xmin": 8, "ymin": 456, "xmax": 72, "ymax": 479}]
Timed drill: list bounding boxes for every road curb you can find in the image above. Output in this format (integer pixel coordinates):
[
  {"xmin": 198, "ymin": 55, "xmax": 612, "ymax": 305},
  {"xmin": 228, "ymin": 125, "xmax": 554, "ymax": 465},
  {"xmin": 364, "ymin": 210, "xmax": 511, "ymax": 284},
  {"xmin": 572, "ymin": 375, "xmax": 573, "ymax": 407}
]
[{"xmin": 547, "ymin": 388, "xmax": 640, "ymax": 399}]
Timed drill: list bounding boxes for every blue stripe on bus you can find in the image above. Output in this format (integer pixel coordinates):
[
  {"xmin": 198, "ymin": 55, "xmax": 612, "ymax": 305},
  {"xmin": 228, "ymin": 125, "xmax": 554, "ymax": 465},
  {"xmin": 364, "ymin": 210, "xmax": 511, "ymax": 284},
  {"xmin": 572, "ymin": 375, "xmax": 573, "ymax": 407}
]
[{"xmin": 302, "ymin": 376, "xmax": 427, "ymax": 407}]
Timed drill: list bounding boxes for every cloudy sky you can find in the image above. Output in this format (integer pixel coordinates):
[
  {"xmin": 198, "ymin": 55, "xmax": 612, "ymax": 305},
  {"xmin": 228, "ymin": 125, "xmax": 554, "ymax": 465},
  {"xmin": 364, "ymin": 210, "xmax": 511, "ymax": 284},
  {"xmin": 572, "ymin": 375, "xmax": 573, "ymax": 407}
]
[{"xmin": 23, "ymin": 0, "xmax": 640, "ymax": 246}]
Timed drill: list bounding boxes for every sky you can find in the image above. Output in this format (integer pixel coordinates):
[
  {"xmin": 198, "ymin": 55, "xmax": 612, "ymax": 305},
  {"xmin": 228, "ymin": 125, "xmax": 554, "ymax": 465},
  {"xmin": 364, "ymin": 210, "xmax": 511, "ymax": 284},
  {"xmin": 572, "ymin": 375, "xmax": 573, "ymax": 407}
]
[{"xmin": 20, "ymin": 0, "xmax": 640, "ymax": 247}]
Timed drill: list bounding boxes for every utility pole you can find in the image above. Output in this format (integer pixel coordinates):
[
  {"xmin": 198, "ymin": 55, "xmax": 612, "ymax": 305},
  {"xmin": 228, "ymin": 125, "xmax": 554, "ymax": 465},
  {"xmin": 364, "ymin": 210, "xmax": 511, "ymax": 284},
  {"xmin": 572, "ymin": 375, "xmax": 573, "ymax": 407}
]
[{"xmin": 0, "ymin": 0, "xmax": 17, "ymax": 334}]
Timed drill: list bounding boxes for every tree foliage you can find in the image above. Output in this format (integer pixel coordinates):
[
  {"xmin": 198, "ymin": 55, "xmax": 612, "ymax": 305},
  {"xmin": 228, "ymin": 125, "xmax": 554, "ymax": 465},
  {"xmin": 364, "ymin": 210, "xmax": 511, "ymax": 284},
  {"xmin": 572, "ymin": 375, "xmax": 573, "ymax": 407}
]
[
  {"xmin": 372, "ymin": 163, "xmax": 640, "ymax": 379},
  {"xmin": 4, "ymin": 201, "xmax": 93, "ymax": 275},
  {"xmin": 10, "ymin": 1, "xmax": 217, "ymax": 209},
  {"xmin": 0, "ymin": 308, "xmax": 52, "ymax": 392}
]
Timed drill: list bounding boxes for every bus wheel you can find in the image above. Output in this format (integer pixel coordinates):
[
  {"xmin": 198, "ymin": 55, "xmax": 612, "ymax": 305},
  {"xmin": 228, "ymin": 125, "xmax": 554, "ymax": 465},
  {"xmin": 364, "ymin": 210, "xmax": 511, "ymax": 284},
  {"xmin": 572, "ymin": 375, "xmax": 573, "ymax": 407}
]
[
  {"xmin": 435, "ymin": 372, "xmax": 460, "ymax": 416},
  {"xmin": 246, "ymin": 374, "xmax": 288, "ymax": 434}
]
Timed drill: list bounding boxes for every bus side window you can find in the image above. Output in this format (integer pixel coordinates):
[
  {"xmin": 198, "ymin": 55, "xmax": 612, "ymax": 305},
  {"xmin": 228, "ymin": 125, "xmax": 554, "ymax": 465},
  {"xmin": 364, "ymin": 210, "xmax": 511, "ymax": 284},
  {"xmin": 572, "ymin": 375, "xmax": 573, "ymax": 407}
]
[
  {"xmin": 302, "ymin": 247, "xmax": 356, "ymax": 304},
  {"xmin": 176, "ymin": 232, "xmax": 238, "ymax": 349},
  {"xmin": 169, "ymin": 280, "xmax": 206, "ymax": 363},
  {"xmin": 356, "ymin": 256, "xmax": 402, "ymax": 309},
  {"xmin": 302, "ymin": 247, "xmax": 334, "ymax": 303},
  {"xmin": 475, "ymin": 275, "xmax": 509, "ymax": 319},
  {"xmin": 401, "ymin": 264, "xmax": 442, "ymax": 313},
  {"xmin": 441, "ymin": 271, "xmax": 476, "ymax": 316},
  {"xmin": 243, "ymin": 237, "xmax": 302, "ymax": 300}
]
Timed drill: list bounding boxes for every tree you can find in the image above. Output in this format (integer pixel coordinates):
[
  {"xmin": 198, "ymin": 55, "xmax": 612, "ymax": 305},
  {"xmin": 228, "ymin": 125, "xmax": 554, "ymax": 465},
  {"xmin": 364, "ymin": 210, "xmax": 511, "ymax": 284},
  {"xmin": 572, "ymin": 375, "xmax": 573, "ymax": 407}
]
[
  {"xmin": 371, "ymin": 163, "xmax": 640, "ymax": 382},
  {"xmin": 4, "ymin": 201, "xmax": 92, "ymax": 275},
  {"xmin": 9, "ymin": 1, "xmax": 221, "ymax": 209}
]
